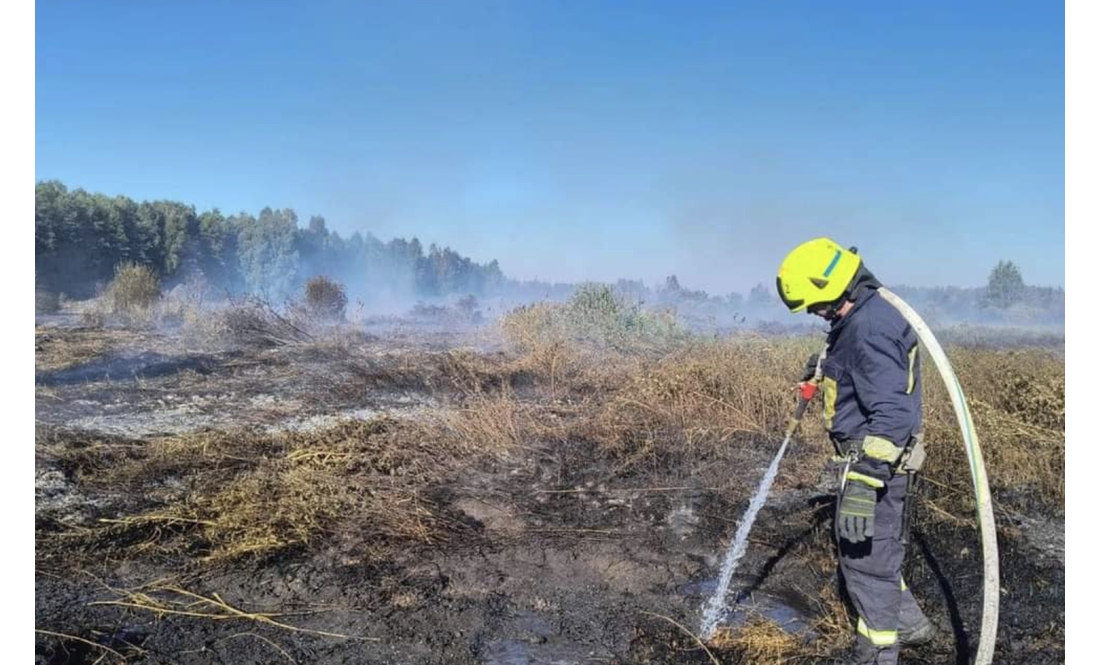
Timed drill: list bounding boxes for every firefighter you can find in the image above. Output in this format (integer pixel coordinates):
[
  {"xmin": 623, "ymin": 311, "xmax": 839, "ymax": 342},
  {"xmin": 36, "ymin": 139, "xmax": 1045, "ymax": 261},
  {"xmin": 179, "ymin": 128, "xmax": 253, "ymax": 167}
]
[{"xmin": 777, "ymin": 238, "xmax": 935, "ymax": 664}]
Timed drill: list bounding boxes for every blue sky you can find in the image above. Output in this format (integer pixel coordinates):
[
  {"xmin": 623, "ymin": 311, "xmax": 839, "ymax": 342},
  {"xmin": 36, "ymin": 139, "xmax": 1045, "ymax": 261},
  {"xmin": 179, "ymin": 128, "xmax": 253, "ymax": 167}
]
[{"xmin": 35, "ymin": 0, "xmax": 1064, "ymax": 293}]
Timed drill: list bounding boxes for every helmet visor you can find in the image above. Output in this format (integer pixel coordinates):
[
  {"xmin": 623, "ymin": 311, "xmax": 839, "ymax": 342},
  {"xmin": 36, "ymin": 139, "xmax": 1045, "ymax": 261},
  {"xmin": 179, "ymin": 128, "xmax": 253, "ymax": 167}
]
[{"xmin": 776, "ymin": 277, "xmax": 805, "ymax": 311}]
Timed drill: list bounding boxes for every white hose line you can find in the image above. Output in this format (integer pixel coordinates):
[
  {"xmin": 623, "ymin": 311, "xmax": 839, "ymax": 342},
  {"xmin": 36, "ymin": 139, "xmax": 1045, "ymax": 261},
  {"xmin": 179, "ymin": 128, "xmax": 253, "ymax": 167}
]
[
  {"xmin": 878, "ymin": 287, "xmax": 999, "ymax": 665},
  {"xmin": 698, "ymin": 429, "xmax": 793, "ymax": 640}
]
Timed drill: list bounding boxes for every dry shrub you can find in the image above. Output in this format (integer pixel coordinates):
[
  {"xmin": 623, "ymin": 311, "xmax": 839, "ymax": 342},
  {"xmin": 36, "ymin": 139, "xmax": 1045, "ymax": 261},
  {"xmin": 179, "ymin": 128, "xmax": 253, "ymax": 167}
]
[
  {"xmin": 500, "ymin": 305, "xmax": 585, "ymax": 391},
  {"xmin": 401, "ymin": 298, "xmax": 483, "ymax": 326},
  {"xmin": 456, "ymin": 294, "xmax": 482, "ymax": 322},
  {"xmin": 500, "ymin": 285, "xmax": 695, "ymax": 399},
  {"xmin": 219, "ymin": 295, "xmax": 314, "ymax": 348},
  {"xmin": 175, "ymin": 419, "xmax": 445, "ymax": 559},
  {"xmin": 80, "ymin": 262, "xmax": 162, "ymax": 327},
  {"xmin": 171, "ymin": 288, "xmax": 364, "ymax": 352},
  {"xmin": 501, "ymin": 283, "xmax": 689, "ymax": 358},
  {"xmin": 192, "ymin": 463, "xmax": 436, "ymax": 560},
  {"xmin": 148, "ymin": 278, "xmax": 234, "ymax": 350},
  {"xmin": 302, "ymin": 275, "xmax": 348, "ymax": 322},
  {"xmin": 176, "ymin": 308, "xmax": 231, "ymax": 350},
  {"xmin": 407, "ymin": 302, "xmax": 470, "ymax": 326},
  {"xmin": 109, "ymin": 262, "xmax": 161, "ymax": 313},
  {"xmin": 410, "ymin": 302, "xmax": 448, "ymax": 319},
  {"xmin": 500, "ymin": 301, "xmax": 559, "ymax": 351}
]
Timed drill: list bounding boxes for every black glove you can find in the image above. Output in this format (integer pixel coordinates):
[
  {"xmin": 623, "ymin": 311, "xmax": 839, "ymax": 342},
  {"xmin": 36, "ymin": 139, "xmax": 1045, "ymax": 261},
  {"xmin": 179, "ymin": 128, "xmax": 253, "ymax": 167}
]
[
  {"xmin": 837, "ymin": 475, "xmax": 879, "ymax": 543},
  {"xmin": 799, "ymin": 352, "xmax": 820, "ymax": 382}
]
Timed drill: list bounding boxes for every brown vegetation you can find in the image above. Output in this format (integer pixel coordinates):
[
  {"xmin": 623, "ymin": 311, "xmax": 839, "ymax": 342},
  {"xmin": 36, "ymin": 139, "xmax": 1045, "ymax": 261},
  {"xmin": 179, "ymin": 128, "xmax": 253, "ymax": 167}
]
[
  {"xmin": 35, "ymin": 291, "xmax": 1064, "ymax": 663},
  {"xmin": 302, "ymin": 275, "xmax": 348, "ymax": 322}
]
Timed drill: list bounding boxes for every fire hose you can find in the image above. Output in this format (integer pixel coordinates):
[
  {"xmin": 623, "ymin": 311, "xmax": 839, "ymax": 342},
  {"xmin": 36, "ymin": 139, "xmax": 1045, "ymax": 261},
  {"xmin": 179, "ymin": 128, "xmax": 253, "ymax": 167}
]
[{"xmin": 877, "ymin": 287, "xmax": 999, "ymax": 665}]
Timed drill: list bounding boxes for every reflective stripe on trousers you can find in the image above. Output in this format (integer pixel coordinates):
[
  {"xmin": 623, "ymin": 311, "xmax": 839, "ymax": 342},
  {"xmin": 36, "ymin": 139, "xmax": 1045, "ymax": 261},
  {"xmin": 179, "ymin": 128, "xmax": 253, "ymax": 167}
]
[{"xmin": 837, "ymin": 474, "xmax": 910, "ymax": 659}]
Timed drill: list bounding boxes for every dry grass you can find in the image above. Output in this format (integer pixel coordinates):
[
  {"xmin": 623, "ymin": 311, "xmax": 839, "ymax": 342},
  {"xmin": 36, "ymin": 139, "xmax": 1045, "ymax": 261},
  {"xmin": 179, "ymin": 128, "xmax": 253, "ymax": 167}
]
[
  {"xmin": 531, "ymin": 332, "xmax": 1064, "ymax": 514},
  {"xmin": 700, "ymin": 521, "xmax": 854, "ymax": 663},
  {"xmin": 587, "ymin": 337, "xmax": 823, "ymax": 467},
  {"xmin": 168, "ymin": 420, "xmax": 453, "ymax": 560},
  {"xmin": 87, "ymin": 578, "xmax": 373, "ymax": 641},
  {"xmin": 35, "ymin": 629, "xmax": 132, "ymax": 664},
  {"xmin": 495, "ymin": 309, "xmax": 1062, "ymax": 660},
  {"xmin": 40, "ymin": 396, "xmax": 534, "ymax": 563},
  {"xmin": 499, "ymin": 290, "xmax": 1065, "ymax": 520},
  {"xmin": 705, "ymin": 582, "xmax": 849, "ymax": 663},
  {"xmin": 439, "ymin": 387, "xmax": 532, "ymax": 452},
  {"xmin": 710, "ymin": 615, "xmax": 804, "ymax": 663},
  {"xmin": 803, "ymin": 581, "xmax": 856, "ymax": 656},
  {"xmin": 919, "ymin": 346, "xmax": 1065, "ymax": 510},
  {"xmin": 39, "ymin": 308, "xmax": 1064, "ymax": 570},
  {"xmin": 35, "ymin": 327, "xmax": 153, "ymax": 372},
  {"xmin": 456, "ymin": 324, "xmax": 1062, "ymax": 516},
  {"xmin": 35, "ymin": 306, "xmax": 1064, "ymax": 665}
]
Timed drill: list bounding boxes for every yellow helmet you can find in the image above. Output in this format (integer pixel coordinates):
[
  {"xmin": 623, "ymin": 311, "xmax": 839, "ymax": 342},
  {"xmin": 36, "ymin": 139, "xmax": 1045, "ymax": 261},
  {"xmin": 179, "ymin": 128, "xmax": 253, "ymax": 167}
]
[{"xmin": 776, "ymin": 238, "xmax": 862, "ymax": 313}]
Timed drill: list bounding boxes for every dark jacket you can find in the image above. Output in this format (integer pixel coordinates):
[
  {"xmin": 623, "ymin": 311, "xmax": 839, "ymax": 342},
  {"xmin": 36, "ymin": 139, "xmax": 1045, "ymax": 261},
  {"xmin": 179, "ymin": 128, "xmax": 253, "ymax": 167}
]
[{"xmin": 820, "ymin": 285, "xmax": 922, "ymax": 480}]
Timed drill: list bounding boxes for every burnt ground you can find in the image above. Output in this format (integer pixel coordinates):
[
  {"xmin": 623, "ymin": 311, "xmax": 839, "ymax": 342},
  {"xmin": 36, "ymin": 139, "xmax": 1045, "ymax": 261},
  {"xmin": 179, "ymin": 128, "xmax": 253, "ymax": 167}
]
[{"xmin": 35, "ymin": 323, "xmax": 1065, "ymax": 665}]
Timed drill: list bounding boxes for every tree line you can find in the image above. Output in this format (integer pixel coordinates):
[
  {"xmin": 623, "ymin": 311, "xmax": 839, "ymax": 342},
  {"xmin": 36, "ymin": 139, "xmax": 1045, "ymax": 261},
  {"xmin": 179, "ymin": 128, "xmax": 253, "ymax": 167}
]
[
  {"xmin": 35, "ymin": 181, "xmax": 1063, "ymax": 325},
  {"xmin": 35, "ymin": 181, "xmax": 507, "ymax": 302}
]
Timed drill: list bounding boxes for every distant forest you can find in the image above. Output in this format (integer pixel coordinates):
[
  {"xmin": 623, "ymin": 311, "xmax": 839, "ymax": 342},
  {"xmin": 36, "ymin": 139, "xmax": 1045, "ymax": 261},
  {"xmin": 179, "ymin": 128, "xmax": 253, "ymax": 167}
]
[
  {"xmin": 34, "ymin": 181, "xmax": 526, "ymax": 305},
  {"xmin": 35, "ymin": 181, "xmax": 1063, "ymax": 325}
]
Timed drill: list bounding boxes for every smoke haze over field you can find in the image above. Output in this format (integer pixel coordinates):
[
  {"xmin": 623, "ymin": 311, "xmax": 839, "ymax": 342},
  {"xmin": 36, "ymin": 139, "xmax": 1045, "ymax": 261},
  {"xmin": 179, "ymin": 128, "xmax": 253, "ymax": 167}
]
[{"xmin": 34, "ymin": 180, "xmax": 1064, "ymax": 333}]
